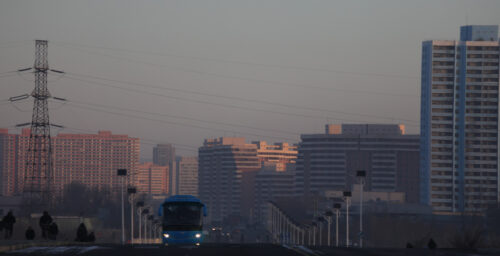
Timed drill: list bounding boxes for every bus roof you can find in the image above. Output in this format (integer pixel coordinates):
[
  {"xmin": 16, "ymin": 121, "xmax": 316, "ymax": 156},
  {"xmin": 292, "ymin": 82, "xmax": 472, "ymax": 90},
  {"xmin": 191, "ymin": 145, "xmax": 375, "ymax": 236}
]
[{"xmin": 163, "ymin": 195, "xmax": 202, "ymax": 204}]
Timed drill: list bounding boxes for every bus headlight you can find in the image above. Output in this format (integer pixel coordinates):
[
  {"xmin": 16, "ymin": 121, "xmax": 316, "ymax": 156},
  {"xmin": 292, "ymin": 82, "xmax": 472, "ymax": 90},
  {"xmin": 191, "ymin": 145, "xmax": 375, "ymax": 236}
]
[
  {"xmin": 195, "ymin": 233, "xmax": 201, "ymax": 238},
  {"xmin": 163, "ymin": 233, "xmax": 170, "ymax": 238}
]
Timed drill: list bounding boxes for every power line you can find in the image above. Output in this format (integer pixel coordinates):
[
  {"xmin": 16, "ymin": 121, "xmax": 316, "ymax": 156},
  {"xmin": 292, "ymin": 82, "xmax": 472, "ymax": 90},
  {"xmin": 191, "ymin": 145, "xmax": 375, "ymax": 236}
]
[
  {"xmin": 53, "ymin": 41, "xmax": 419, "ymax": 80},
  {"xmin": 65, "ymin": 98, "xmax": 300, "ymax": 136},
  {"xmin": 53, "ymin": 43, "xmax": 418, "ymax": 97},
  {"xmin": 0, "ymin": 40, "xmax": 33, "ymax": 49},
  {"xmin": 58, "ymin": 75, "xmax": 370, "ymax": 123},
  {"xmin": 57, "ymin": 100, "xmax": 299, "ymax": 142},
  {"xmin": 62, "ymin": 72, "xmax": 419, "ymax": 124}
]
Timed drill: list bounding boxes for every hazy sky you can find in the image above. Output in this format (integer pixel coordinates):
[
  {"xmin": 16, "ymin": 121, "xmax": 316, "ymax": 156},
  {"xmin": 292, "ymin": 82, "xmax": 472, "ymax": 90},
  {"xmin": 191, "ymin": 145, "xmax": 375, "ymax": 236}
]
[{"xmin": 1, "ymin": 0, "xmax": 500, "ymax": 159}]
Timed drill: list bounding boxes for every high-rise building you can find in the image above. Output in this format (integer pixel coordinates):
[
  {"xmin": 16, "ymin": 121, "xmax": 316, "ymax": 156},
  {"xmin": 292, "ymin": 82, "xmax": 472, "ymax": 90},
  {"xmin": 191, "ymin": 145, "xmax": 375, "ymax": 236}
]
[
  {"xmin": 0, "ymin": 129, "xmax": 19, "ymax": 196},
  {"xmin": 198, "ymin": 137, "xmax": 298, "ymax": 226},
  {"xmin": 420, "ymin": 25, "xmax": 500, "ymax": 213},
  {"xmin": 51, "ymin": 130, "xmax": 140, "ymax": 193},
  {"xmin": 153, "ymin": 144, "xmax": 176, "ymax": 195},
  {"xmin": 175, "ymin": 156, "xmax": 198, "ymax": 196},
  {"xmin": 296, "ymin": 124, "xmax": 420, "ymax": 203},
  {"xmin": 5, "ymin": 129, "xmax": 139, "ymax": 195},
  {"xmin": 136, "ymin": 162, "xmax": 169, "ymax": 196},
  {"xmin": 198, "ymin": 137, "xmax": 260, "ymax": 226}
]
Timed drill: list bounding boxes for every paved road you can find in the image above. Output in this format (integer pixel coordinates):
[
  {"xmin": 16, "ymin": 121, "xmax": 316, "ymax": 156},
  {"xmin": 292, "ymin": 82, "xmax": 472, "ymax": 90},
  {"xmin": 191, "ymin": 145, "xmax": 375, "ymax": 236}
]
[
  {"xmin": 2, "ymin": 244, "xmax": 500, "ymax": 256},
  {"xmin": 2, "ymin": 244, "xmax": 306, "ymax": 256}
]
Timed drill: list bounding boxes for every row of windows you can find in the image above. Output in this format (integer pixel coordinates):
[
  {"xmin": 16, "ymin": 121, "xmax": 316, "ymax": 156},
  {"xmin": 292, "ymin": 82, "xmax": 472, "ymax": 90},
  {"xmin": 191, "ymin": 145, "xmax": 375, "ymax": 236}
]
[
  {"xmin": 467, "ymin": 61, "xmax": 499, "ymax": 67},
  {"xmin": 467, "ymin": 46, "xmax": 499, "ymax": 51},
  {"xmin": 466, "ymin": 69, "xmax": 499, "ymax": 74},
  {"xmin": 466, "ymin": 101, "xmax": 498, "ymax": 106},
  {"xmin": 467, "ymin": 85, "xmax": 499, "ymax": 90},
  {"xmin": 466, "ymin": 54, "xmax": 499, "ymax": 59}
]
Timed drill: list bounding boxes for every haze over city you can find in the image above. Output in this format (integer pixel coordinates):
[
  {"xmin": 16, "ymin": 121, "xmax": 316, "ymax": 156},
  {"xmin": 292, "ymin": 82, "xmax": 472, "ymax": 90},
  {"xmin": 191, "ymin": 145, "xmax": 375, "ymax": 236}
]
[
  {"xmin": 1, "ymin": 1, "xmax": 500, "ymax": 255},
  {"xmin": 0, "ymin": 0, "xmax": 497, "ymax": 159}
]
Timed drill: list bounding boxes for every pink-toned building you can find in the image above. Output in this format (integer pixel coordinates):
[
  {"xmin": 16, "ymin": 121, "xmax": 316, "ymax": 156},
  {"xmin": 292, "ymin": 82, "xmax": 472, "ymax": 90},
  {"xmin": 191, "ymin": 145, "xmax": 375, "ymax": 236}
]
[
  {"xmin": 0, "ymin": 129, "xmax": 19, "ymax": 196},
  {"xmin": 1, "ymin": 128, "xmax": 140, "ymax": 195},
  {"xmin": 136, "ymin": 162, "xmax": 169, "ymax": 196},
  {"xmin": 51, "ymin": 130, "xmax": 140, "ymax": 192}
]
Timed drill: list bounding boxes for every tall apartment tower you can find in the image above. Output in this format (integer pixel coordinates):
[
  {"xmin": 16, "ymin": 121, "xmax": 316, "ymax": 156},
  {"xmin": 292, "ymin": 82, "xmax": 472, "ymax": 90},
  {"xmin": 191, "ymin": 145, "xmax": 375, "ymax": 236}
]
[
  {"xmin": 0, "ymin": 129, "xmax": 140, "ymax": 196},
  {"xmin": 198, "ymin": 138, "xmax": 260, "ymax": 226},
  {"xmin": 153, "ymin": 144, "xmax": 176, "ymax": 195},
  {"xmin": 51, "ymin": 130, "xmax": 140, "ymax": 193},
  {"xmin": 175, "ymin": 156, "xmax": 198, "ymax": 196},
  {"xmin": 420, "ymin": 25, "xmax": 500, "ymax": 213}
]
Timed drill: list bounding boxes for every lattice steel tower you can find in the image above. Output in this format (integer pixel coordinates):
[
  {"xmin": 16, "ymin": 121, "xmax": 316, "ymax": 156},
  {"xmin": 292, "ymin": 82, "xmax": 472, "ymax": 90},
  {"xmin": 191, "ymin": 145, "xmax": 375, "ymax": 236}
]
[{"xmin": 23, "ymin": 40, "xmax": 53, "ymax": 206}]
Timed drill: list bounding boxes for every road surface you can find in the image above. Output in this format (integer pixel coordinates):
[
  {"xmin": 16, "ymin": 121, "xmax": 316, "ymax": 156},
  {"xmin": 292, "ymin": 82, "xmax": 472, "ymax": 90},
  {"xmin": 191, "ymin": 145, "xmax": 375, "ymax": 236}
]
[{"xmin": 3, "ymin": 244, "xmax": 500, "ymax": 256}]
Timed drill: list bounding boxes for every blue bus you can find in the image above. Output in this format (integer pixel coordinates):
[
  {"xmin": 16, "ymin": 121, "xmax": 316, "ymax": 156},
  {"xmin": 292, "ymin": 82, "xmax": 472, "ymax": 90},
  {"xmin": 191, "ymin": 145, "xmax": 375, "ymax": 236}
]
[{"xmin": 158, "ymin": 195, "xmax": 207, "ymax": 246}]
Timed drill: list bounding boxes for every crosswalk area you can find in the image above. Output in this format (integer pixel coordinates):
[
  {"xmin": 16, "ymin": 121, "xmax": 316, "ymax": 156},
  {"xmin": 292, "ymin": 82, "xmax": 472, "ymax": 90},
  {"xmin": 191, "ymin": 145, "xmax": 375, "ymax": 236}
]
[{"xmin": 7, "ymin": 246, "xmax": 107, "ymax": 255}]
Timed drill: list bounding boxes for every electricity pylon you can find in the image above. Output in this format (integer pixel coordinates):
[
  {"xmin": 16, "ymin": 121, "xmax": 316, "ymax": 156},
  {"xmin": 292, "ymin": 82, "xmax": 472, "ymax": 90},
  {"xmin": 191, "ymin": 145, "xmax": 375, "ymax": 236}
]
[{"xmin": 11, "ymin": 40, "xmax": 64, "ymax": 212}]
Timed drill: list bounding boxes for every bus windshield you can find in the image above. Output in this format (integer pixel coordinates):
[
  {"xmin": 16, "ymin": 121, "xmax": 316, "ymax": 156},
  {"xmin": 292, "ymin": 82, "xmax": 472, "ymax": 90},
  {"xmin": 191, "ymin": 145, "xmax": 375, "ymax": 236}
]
[{"xmin": 162, "ymin": 202, "xmax": 203, "ymax": 231}]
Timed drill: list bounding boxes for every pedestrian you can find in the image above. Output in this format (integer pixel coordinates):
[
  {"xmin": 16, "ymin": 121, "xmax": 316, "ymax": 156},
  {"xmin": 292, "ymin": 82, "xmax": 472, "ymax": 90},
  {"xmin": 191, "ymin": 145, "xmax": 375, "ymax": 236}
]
[
  {"xmin": 76, "ymin": 223, "xmax": 88, "ymax": 242},
  {"xmin": 87, "ymin": 232, "xmax": 95, "ymax": 242},
  {"xmin": 48, "ymin": 222, "xmax": 58, "ymax": 240},
  {"xmin": 25, "ymin": 226, "xmax": 35, "ymax": 240},
  {"xmin": 2, "ymin": 211, "xmax": 16, "ymax": 239},
  {"xmin": 428, "ymin": 238, "xmax": 437, "ymax": 249},
  {"xmin": 39, "ymin": 211, "xmax": 53, "ymax": 239}
]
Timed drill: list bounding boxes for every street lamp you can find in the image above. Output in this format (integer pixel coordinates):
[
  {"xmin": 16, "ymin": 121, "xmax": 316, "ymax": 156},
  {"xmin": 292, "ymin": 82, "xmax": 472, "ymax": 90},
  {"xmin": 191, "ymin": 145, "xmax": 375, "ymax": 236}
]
[
  {"xmin": 117, "ymin": 169, "xmax": 127, "ymax": 245},
  {"xmin": 343, "ymin": 191, "xmax": 351, "ymax": 248},
  {"xmin": 142, "ymin": 208, "xmax": 150, "ymax": 243},
  {"xmin": 324, "ymin": 210, "xmax": 333, "ymax": 247},
  {"xmin": 136, "ymin": 201, "xmax": 144, "ymax": 243},
  {"xmin": 148, "ymin": 215, "xmax": 155, "ymax": 242},
  {"xmin": 356, "ymin": 170, "xmax": 366, "ymax": 248},
  {"xmin": 311, "ymin": 221, "xmax": 317, "ymax": 246},
  {"xmin": 152, "ymin": 219, "xmax": 160, "ymax": 240},
  {"xmin": 127, "ymin": 187, "xmax": 137, "ymax": 244},
  {"xmin": 317, "ymin": 216, "xmax": 325, "ymax": 246},
  {"xmin": 333, "ymin": 203, "xmax": 341, "ymax": 247}
]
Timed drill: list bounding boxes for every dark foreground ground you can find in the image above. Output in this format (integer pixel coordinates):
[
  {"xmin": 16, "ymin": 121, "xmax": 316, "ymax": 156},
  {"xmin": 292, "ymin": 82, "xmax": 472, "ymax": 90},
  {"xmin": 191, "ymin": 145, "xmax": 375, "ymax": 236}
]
[{"xmin": 2, "ymin": 244, "xmax": 500, "ymax": 256}]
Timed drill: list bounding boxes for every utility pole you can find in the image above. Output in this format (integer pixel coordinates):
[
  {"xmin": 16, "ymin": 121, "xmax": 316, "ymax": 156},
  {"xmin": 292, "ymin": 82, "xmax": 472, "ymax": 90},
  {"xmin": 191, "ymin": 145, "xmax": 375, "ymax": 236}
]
[
  {"xmin": 325, "ymin": 210, "xmax": 333, "ymax": 247},
  {"xmin": 128, "ymin": 187, "xmax": 137, "ymax": 244},
  {"xmin": 357, "ymin": 170, "xmax": 366, "ymax": 248},
  {"xmin": 11, "ymin": 40, "xmax": 64, "ymax": 212},
  {"xmin": 333, "ymin": 203, "xmax": 341, "ymax": 247},
  {"xmin": 343, "ymin": 191, "xmax": 351, "ymax": 248},
  {"xmin": 136, "ymin": 201, "xmax": 144, "ymax": 243},
  {"xmin": 117, "ymin": 169, "xmax": 127, "ymax": 245}
]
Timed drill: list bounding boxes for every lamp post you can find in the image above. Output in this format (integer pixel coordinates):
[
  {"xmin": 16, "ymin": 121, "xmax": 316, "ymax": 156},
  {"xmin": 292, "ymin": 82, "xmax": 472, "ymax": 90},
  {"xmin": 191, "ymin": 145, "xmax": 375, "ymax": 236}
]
[
  {"xmin": 142, "ymin": 208, "xmax": 150, "ymax": 243},
  {"xmin": 127, "ymin": 187, "xmax": 137, "ymax": 244},
  {"xmin": 324, "ymin": 210, "xmax": 333, "ymax": 247},
  {"xmin": 343, "ymin": 191, "xmax": 351, "ymax": 248},
  {"xmin": 356, "ymin": 170, "xmax": 366, "ymax": 248},
  {"xmin": 148, "ymin": 215, "xmax": 154, "ymax": 242},
  {"xmin": 317, "ymin": 216, "xmax": 325, "ymax": 246},
  {"xmin": 333, "ymin": 203, "xmax": 341, "ymax": 247},
  {"xmin": 136, "ymin": 201, "xmax": 144, "ymax": 243},
  {"xmin": 117, "ymin": 169, "xmax": 127, "ymax": 245},
  {"xmin": 311, "ymin": 221, "xmax": 317, "ymax": 246}
]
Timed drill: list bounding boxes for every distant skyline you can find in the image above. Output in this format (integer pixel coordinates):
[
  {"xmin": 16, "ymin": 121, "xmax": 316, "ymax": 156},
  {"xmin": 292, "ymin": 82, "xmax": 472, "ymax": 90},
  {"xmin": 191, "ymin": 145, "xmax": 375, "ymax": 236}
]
[{"xmin": 1, "ymin": 0, "xmax": 500, "ymax": 159}]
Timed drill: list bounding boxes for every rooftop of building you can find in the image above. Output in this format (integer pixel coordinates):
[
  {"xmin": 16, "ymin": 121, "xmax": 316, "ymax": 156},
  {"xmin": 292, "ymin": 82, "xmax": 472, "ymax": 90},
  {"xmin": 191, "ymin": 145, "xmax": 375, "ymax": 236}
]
[
  {"xmin": 138, "ymin": 162, "xmax": 169, "ymax": 169},
  {"xmin": 423, "ymin": 25, "xmax": 499, "ymax": 43},
  {"xmin": 460, "ymin": 25, "xmax": 498, "ymax": 41},
  {"xmin": 202, "ymin": 137, "xmax": 297, "ymax": 150}
]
